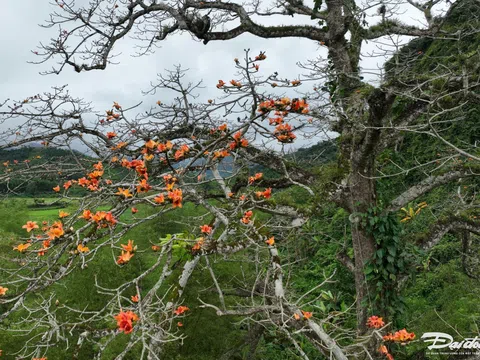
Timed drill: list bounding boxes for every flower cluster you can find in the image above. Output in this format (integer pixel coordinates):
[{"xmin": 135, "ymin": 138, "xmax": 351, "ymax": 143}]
[
  {"xmin": 366, "ymin": 315, "xmax": 385, "ymax": 329},
  {"xmin": 248, "ymin": 173, "xmax": 263, "ymax": 184},
  {"xmin": 241, "ymin": 210, "xmax": 253, "ymax": 224},
  {"xmin": 80, "ymin": 209, "xmax": 117, "ymax": 228},
  {"xmin": 257, "ymin": 97, "xmax": 308, "ymax": 115},
  {"xmin": 114, "ymin": 310, "xmax": 139, "ymax": 334},
  {"xmin": 229, "ymin": 131, "xmax": 249, "ymax": 150},
  {"xmin": 168, "ymin": 188, "xmax": 183, "ymax": 208},
  {"xmin": 383, "ymin": 328, "xmax": 416, "ymax": 343},
  {"xmin": 273, "ymin": 123, "xmax": 296, "ymax": 143},
  {"xmin": 255, "ymin": 188, "xmax": 272, "ymax": 199},
  {"xmin": 117, "ymin": 240, "xmax": 136, "ymax": 265},
  {"xmin": 293, "ymin": 310, "xmax": 313, "ymax": 320},
  {"xmin": 256, "ymin": 97, "xmax": 308, "ymax": 143},
  {"xmin": 174, "ymin": 306, "xmax": 190, "ymax": 316},
  {"xmin": 265, "ymin": 237, "xmax": 275, "ymax": 246}
]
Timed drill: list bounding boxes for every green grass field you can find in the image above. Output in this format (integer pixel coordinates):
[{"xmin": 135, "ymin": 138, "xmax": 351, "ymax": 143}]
[{"xmin": 0, "ymin": 197, "xmax": 263, "ymax": 360}]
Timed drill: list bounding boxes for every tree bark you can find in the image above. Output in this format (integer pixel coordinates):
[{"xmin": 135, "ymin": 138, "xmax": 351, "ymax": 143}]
[{"xmin": 348, "ymin": 160, "xmax": 377, "ymax": 335}]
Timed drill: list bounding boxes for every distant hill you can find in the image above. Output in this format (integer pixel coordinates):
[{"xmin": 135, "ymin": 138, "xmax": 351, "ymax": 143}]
[
  {"xmin": 0, "ymin": 146, "xmax": 90, "ymax": 196},
  {"xmin": 290, "ymin": 140, "xmax": 337, "ymax": 166},
  {"xmin": 0, "ymin": 146, "xmax": 86, "ymax": 163}
]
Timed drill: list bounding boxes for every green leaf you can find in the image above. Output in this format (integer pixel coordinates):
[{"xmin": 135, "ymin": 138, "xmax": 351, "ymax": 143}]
[{"xmin": 387, "ymin": 246, "xmax": 397, "ymax": 256}]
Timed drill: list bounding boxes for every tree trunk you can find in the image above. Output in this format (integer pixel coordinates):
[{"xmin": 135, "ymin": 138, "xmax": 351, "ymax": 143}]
[{"xmin": 349, "ymin": 162, "xmax": 377, "ymax": 334}]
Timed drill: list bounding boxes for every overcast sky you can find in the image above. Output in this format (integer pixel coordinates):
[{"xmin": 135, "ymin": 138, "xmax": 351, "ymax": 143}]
[{"xmin": 0, "ymin": 0, "xmax": 440, "ymax": 152}]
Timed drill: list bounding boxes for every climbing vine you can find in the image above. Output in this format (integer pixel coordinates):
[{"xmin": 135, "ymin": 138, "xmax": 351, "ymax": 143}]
[{"xmin": 360, "ymin": 205, "xmax": 416, "ymax": 319}]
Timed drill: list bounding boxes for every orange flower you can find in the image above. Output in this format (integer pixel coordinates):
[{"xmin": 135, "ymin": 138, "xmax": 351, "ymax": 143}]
[
  {"xmin": 168, "ymin": 188, "xmax": 183, "ymax": 208},
  {"xmin": 117, "ymin": 251, "xmax": 134, "ymax": 265},
  {"xmin": 177, "ymin": 322, "xmax": 183, "ymax": 327},
  {"xmin": 107, "ymin": 132, "xmax": 117, "ymax": 139},
  {"xmin": 241, "ymin": 210, "xmax": 253, "ymax": 224},
  {"xmin": 113, "ymin": 102, "xmax": 122, "ymax": 110},
  {"xmin": 192, "ymin": 237, "xmax": 205, "ymax": 251},
  {"xmin": 63, "ymin": 180, "xmax": 73, "ymax": 190},
  {"xmin": 174, "ymin": 306, "xmax": 190, "ymax": 316},
  {"xmin": 131, "ymin": 207, "xmax": 138, "ymax": 214},
  {"xmin": 157, "ymin": 143, "xmax": 167, "ymax": 152},
  {"xmin": 366, "ymin": 315, "xmax": 385, "ymax": 329},
  {"xmin": 291, "ymin": 80, "xmax": 301, "ymax": 86},
  {"xmin": 230, "ymin": 80, "xmax": 242, "ymax": 87},
  {"xmin": 200, "ymin": 225, "xmax": 212, "ymax": 234},
  {"xmin": 263, "ymin": 188, "xmax": 272, "ymax": 199},
  {"xmin": 293, "ymin": 313, "xmax": 301, "ymax": 320},
  {"xmin": 378, "ymin": 345, "xmax": 389, "ymax": 355},
  {"xmin": 383, "ymin": 329, "xmax": 415, "ymax": 343},
  {"xmin": 216, "ymin": 80, "xmax": 226, "ymax": 88},
  {"xmin": 53, "ymin": 185, "xmax": 60, "ymax": 192},
  {"xmin": 144, "ymin": 139, "xmax": 157, "ymax": 149},
  {"xmin": 174, "ymin": 144, "xmax": 190, "ymax": 161},
  {"xmin": 265, "ymin": 237, "xmax": 275, "ymax": 246},
  {"xmin": 254, "ymin": 52, "xmax": 266, "ymax": 61},
  {"xmin": 59, "ymin": 211, "xmax": 70, "ymax": 218},
  {"xmin": 136, "ymin": 179, "xmax": 152, "ymax": 193},
  {"xmin": 114, "ymin": 310, "xmax": 138, "ymax": 334},
  {"xmin": 151, "ymin": 245, "xmax": 160, "ymax": 252},
  {"xmin": 22, "ymin": 221, "xmax": 39, "ymax": 232},
  {"xmin": 154, "ymin": 194, "xmax": 165, "ymax": 204},
  {"xmin": 80, "ymin": 209, "xmax": 92, "ymax": 220},
  {"xmin": 248, "ymin": 173, "xmax": 263, "ymax": 184},
  {"xmin": 0, "ymin": 286, "xmax": 8, "ymax": 296},
  {"xmin": 157, "ymin": 141, "xmax": 173, "ymax": 152},
  {"xmin": 77, "ymin": 244, "xmax": 89, "ymax": 253},
  {"xmin": 114, "ymin": 141, "xmax": 127, "ymax": 150},
  {"xmin": 274, "ymin": 123, "xmax": 296, "ymax": 143},
  {"xmin": 13, "ymin": 243, "xmax": 31, "ymax": 253},
  {"xmin": 47, "ymin": 226, "xmax": 64, "ymax": 240},
  {"xmin": 213, "ymin": 149, "xmax": 230, "ymax": 159},
  {"xmin": 121, "ymin": 240, "xmax": 137, "ymax": 253},
  {"xmin": 116, "ymin": 187, "xmax": 133, "ymax": 198},
  {"xmin": 78, "ymin": 177, "xmax": 90, "ymax": 187},
  {"xmin": 301, "ymin": 310, "xmax": 313, "ymax": 319},
  {"xmin": 131, "ymin": 294, "xmax": 139, "ymax": 303}
]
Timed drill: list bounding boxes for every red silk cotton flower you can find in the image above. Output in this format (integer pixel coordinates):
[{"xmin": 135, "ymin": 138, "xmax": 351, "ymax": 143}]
[
  {"xmin": 366, "ymin": 315, "xmax": 385, "ymax": 329},
  {"xmin": 174, "ymin": 306, "xmax": 190, "ymax": 316},
  {"xmin": 114, "ymin": 310, "xmax": 139, "ymax": 334}
]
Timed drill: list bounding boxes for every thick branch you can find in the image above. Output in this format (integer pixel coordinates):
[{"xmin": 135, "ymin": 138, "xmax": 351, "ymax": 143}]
[
  {"xmin": 420, "ymin": 217, "xmax": 480, "ymax": 251},
  {"xmin": 388, "ymin": 170, "xmax": 477, "ymax": 212}
]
